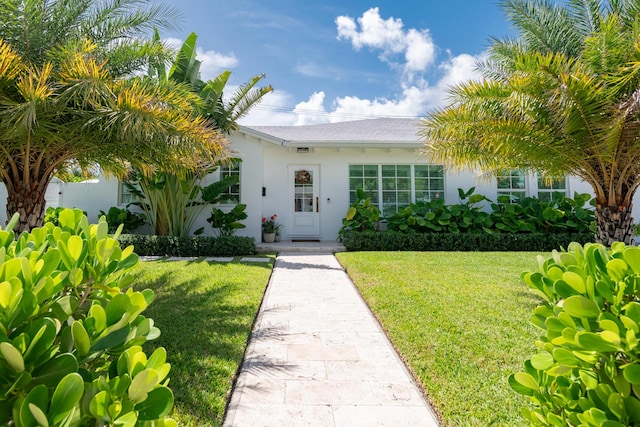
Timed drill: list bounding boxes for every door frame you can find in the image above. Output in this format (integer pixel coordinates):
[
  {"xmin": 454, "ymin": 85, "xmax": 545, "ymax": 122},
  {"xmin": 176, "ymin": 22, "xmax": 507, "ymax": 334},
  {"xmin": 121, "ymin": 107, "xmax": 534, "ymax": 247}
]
[{"xmin": 287, "ymin": 165, "xmax": 320, "ymax": 239}]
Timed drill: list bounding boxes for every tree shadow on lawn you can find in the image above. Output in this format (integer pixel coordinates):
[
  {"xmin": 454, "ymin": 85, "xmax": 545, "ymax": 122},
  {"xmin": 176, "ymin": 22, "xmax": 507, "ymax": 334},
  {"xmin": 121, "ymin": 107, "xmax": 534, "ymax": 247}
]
[{"xmin": 140, "ymin": 270, "xmax": 266, "ymax": 426}]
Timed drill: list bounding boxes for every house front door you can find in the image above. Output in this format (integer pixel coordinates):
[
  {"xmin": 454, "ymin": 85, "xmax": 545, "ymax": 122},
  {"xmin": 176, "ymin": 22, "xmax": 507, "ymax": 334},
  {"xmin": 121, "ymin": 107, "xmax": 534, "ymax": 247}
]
[{"xmin": 288, "ymin": 165, "xmax": 320, "ymax": 239}]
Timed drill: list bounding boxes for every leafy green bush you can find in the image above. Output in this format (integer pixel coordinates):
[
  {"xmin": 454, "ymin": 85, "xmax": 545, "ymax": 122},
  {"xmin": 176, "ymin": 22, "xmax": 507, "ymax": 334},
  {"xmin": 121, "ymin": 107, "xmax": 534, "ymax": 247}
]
[
  {"xmin": 98, "ymin": 206, "xmax": 146, "ymax": 233},
  {"xmin": 511, "ymin": 242, "xmax": 640, "ymax": 426},
  {"xmin": 490, "ymin": 192, "xmax": 595, "ymax": 234},
  {"xmin": 386, "ymin": 187, "xmax": 492, "ymax": 233},
  {"xmin": 117, "ymin": 234, "xmax": 255, "ymax": 256},
  {"xmin": 206, "ymin": 204, "xmax": 247, "ymax": 237},
  {"xmin": 382, "ymin": 188, "xmax": 595, "ymax": 235},
  {"xmin": 341, "ymin": 230, "xmax": 594, "ymax": 252},
  {"xmin": 0, "ymin": 209, "xmax": 175, "ymax": 426},
  {"xmin": 338, "ymin": 189, "xmax": 381, "ymax": 241}
]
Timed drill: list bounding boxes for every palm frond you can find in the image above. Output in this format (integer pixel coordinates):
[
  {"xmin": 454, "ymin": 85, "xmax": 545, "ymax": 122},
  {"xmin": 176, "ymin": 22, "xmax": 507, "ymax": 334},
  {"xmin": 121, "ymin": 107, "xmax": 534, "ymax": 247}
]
[
  {"xmin": 500, "ymin": 0, "xmax": 583, "ymax": 55},
  {"xmin": 568, "ymin": 0, "xmax": 604, "ymax": 34}
]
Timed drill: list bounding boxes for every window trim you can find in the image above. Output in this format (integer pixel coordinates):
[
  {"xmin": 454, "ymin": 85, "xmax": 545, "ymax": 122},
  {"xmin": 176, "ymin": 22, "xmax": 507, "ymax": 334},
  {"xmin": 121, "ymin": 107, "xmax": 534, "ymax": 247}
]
[
  {"xmin": 496, "ymin": 169, "xmax": 528, "ymax": 202},
  {"xmin": 536, "ymin": 175, "xmax": 568, "ymax": 201},
  {"xmin": 348, "ymin": 164, "xmax": 445, "ymax": 215},
  {"xmin": 217, "ymin": 163, "xmax": 241, "ymax": 205},
  {"xmin": 118, "ymin": 181, "xmax": 138, "ymax": 206}
]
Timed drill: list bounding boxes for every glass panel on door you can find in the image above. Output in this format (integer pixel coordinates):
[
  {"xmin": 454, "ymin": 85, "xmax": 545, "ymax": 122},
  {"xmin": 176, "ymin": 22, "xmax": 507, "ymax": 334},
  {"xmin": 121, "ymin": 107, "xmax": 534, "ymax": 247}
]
[{"xmin": 294, "ymin": 169, "xmax": 314, "ymax": 213}]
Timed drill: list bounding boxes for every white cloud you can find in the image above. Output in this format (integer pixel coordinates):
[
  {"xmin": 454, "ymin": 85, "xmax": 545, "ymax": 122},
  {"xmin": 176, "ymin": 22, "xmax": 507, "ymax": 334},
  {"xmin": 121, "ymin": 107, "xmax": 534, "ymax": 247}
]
[
  {"xmin": 437, "ymin": 52, "xmax": 481, "ymax": 89},
  {"xmin": 237, "ymin": 90, "xmax": 298, "ymax": 126},
  {"xmin": 336, "ymin": 7, "xmax": 436, "ymax": 75},
  {"xmin": 404, "ymin": 29, "xmax": 436, "ymax": 74},
  {"xmin": 196, "ymin": 48, "xmax": 238, "ymax": 80},
  {"xmin": 336, "ymin": 8, "xmax": 405, "ymax": 52},
  {"xmin": 294, "ymin": 92, "xmax": 330, "ymax": 125},
  {"xmin": 162, "ymin": 37, "xmax": 238, "ymax": 81}
]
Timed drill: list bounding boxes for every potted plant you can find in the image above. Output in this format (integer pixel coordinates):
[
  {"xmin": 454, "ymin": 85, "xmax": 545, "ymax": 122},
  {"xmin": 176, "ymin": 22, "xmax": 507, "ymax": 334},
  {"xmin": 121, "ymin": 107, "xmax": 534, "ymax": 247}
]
[{"xmin": 262, "ymin": 214, "xmax": 278, "ymax": 243}]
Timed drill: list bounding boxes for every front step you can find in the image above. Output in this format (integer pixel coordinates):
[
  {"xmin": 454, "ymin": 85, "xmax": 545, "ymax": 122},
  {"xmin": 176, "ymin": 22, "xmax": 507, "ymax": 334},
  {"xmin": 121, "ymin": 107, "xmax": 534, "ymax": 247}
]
[{"xmin": 256, "ymin": 240, "xmax": 346, "ymax": 253}]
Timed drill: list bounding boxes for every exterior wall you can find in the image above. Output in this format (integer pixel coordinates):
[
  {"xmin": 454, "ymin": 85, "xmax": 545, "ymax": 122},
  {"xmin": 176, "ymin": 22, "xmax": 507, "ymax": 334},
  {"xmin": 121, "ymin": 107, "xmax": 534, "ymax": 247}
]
[
  {"xmin": 195, "ymin": 133, "xmax": 265, "ymax": 239},
  {"xmin": 259, "ymin": 144, "xmax": 488, "ymax": 241},
  {"xmin": 60, "ymin": 176, "xmax": 121, "ymax": 223}
]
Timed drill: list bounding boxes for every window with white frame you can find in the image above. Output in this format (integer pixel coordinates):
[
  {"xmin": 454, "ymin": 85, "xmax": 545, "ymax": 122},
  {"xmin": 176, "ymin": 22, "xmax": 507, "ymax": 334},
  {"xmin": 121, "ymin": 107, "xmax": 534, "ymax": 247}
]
[
  {"xmin": 218, "ymin": 163, "xmax": 241, "ymax": 204},
  {"xmin": 496, "ymin": 170, "xmax": 527, "ymax": 202},
  {"xmin": 537, "ymin": 175, "xmax": 567, "ymax": 201},
  {"xmin": 414, "ymin": 165, "xmax": 445, "ymax": 203},
  {"xmin": 349, "ymin": 165, "xmax": 379, "ymax": 205},
  {"xmin": 381, "ymin": 165, "xmax": 411, "ymax": 215},
  {"xmin": 349, "ymin": 164, "xmax": 445, "ymax": 216},
  {"xmin": 119, "ymin": 181, "xmax": 139, "ymax": 205}
]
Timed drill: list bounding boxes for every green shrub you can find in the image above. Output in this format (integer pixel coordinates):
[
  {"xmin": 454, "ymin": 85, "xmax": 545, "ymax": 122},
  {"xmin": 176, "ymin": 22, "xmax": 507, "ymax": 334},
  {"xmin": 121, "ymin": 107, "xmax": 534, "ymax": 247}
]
[
  {"xmin": 511, "ymin": 242, "xmax": 640, "ymax": 426},
  {"xmin": 338, "ymin": 188, "xmax": 381, "ymax": 241},
  {"xmin": 116, "ymin": 234, "xmax": 255, "ymax": 257},
  {"xmin": 206, "ymin": 204, "xmax": 247, "ymax": 237},
  {"xmin": 0, "ymin": 209, "xmax": 175, "ymax": 426},
  {"xmin": 490, "ymin": 192, "xmax": 595, "ymax": 234},
  {"xmin": 341, "ymin": 230, "xmax": 594, "ymax": 252},
  {"xmin": 386, "ymin": 187, "xmax": 492, "ymax": 233},
  {"xmin": 381, "ymin": 188, "xmax": 595, "ymax": 236},
  {"xmin": 98, "ymin": 206, "xmax": 146, "ymax": 233}
]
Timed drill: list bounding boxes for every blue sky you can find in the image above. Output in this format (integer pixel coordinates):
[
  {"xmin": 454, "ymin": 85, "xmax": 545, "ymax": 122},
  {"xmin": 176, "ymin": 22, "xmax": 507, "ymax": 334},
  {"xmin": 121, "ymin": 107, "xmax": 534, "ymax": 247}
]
[{"xmin": 161, "ymin": 0, "xmax": 514, "ymax": 125}]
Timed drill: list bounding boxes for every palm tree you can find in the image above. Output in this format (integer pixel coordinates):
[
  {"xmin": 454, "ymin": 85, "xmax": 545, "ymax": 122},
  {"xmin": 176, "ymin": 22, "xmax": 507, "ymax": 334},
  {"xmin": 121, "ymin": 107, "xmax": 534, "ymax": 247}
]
[
  {"xmin": 421, "ymin": 0, "xmax": 640, "ymax": 245},
  {"xmin": 0, "ymin": 0, "xmax": 229, "ymax": 232}
]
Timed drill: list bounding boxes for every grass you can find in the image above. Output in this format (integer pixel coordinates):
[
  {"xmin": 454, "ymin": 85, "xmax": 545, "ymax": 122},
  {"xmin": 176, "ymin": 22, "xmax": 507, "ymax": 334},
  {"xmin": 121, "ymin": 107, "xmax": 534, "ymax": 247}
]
[
  {"xmin": 336, "ymin": 251, "xmax": 543, "ymax": 427},
  {"xmin": 133, "ymin": 257, "xmax": 273, "ymax": 427}
]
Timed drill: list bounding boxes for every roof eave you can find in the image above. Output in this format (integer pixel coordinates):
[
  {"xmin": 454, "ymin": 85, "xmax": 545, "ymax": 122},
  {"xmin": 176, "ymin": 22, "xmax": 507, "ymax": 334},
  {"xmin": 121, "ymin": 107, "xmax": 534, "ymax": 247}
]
[{"xmin": 237, "ymin": 125, "xmax": 287, "ymax": 146}]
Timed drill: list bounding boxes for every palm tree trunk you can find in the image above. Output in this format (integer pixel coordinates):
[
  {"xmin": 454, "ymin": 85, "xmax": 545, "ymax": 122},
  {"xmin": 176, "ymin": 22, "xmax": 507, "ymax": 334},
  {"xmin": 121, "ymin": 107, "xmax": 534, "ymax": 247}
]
[
  {"xmin": 5, "ymin": 179, "xmax": 47, "ymax": 233},
  {"xmin": 594, "ymin": 205, "xmax": 635, "ymax": 246}
]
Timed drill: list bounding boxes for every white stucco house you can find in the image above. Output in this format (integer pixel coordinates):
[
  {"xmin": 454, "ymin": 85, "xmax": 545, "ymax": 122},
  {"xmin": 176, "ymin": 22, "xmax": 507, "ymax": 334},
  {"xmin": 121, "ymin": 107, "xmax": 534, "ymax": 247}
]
[{"xmin": 0, "ymin": 117, "xmax": 619, "ymax": 240}]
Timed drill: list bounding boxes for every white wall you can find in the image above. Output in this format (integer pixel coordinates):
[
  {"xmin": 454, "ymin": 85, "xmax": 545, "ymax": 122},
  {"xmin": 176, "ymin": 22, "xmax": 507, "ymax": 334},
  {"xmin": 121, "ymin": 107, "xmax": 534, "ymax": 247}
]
[
  {"xmin": 59, "ymin": 176, "xmax": 121, "ymax": 223},
  {"xmin": 259, "ymin": 144, "xmax": 488, "ymax": 241}
]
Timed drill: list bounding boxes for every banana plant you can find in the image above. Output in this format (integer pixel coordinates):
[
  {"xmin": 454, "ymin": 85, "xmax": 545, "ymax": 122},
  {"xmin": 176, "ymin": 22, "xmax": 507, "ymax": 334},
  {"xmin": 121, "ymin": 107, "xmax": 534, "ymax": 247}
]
[{"xmin": 131, "ymin": 31, "xmax": 272, "ymax": 237}]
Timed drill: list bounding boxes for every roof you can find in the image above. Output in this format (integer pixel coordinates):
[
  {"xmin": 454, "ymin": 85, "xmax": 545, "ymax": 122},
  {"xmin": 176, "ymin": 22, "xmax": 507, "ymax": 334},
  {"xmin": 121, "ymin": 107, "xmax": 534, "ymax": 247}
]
[{"xmin": 240, "ymin": 117, "xmax": 422, "ymax": 147}]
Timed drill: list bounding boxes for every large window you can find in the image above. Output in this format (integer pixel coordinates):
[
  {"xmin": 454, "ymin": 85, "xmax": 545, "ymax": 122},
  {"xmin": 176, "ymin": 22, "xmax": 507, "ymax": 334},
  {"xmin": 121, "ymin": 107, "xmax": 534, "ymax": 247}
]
[
  {"xmin": 537, "ymin": 175, "xmax": 567, "ymax": 201},
  {"xmin": 497, "ymin": 170, "xmax": 527, "ymax": 202},
  {"xmin": 218, "ymin": 164, "xmax": 241, "ymax": 204},
  {"xmin": 349, "ymin": 164, "xmax": 445, "ymax": 215}
]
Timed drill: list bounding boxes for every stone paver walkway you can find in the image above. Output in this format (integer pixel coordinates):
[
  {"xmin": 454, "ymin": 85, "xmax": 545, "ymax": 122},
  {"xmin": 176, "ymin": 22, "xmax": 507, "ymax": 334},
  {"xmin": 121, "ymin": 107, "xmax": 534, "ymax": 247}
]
[{"xmin": 223, "ymin": 252, "xmax": 439, "ymax": 427}]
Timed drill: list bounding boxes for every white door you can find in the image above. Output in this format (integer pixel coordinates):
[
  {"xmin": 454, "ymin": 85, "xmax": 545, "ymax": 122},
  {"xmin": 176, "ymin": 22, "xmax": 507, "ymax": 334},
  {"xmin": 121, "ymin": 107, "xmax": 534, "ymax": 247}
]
[{"xmin": 288, "ymin": 166, "xmax": 320, "ymax": 238}]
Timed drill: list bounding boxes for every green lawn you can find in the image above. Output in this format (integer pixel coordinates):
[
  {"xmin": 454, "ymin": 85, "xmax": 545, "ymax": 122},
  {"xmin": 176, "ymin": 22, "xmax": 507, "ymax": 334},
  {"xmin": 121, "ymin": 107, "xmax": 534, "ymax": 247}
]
[
  {"xmin": 336, "ymin": 251, "xmax": 542, "ymax": 427},
  {"xmin": 134, "ymin": 258, "xmax": 273, "ymax": 427}
]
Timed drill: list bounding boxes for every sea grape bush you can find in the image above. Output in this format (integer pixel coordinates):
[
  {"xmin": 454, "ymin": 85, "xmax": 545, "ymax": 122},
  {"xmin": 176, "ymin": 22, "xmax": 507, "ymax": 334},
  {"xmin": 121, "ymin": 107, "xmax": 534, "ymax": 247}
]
[
  {"xmin": 511, "ymin": 242, "xmax": 640, "ymax": 426},
  {"xmin": 0, "ymin": 209, "xmax": 175, "ymax": 427}
]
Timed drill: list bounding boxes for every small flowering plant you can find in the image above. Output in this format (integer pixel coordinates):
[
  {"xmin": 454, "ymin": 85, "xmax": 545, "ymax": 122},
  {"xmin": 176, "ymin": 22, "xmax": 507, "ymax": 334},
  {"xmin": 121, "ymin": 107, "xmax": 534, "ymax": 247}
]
[{"xmin": 262, "ymin": 214, "xmax": 279, "ymax": 233}]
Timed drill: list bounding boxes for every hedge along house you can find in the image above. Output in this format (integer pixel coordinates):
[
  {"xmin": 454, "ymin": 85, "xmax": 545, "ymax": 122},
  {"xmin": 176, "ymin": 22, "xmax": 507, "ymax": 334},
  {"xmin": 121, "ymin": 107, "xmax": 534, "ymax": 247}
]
[{"xmin": 0, "ymin": 117, "xmax": 607, "ymax": 240}]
